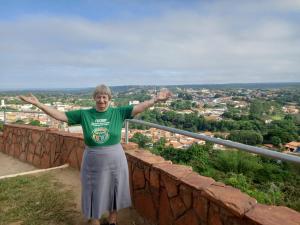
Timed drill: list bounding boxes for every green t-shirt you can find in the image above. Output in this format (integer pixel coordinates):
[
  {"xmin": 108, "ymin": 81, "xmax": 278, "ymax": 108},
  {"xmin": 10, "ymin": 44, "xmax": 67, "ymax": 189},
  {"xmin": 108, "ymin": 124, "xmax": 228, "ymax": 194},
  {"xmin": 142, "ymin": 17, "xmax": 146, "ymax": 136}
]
[{"xmin": 65, "ymin": 105, "xmax": 134, "ymax": 147}]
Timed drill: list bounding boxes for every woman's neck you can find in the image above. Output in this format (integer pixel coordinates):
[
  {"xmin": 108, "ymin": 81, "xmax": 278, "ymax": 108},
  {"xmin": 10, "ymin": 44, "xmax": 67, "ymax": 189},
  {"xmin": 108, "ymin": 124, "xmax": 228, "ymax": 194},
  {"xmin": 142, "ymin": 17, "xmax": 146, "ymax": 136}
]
[{"xmin": 95, "ymin": 104, "xmax": 110, "ymax": 112}]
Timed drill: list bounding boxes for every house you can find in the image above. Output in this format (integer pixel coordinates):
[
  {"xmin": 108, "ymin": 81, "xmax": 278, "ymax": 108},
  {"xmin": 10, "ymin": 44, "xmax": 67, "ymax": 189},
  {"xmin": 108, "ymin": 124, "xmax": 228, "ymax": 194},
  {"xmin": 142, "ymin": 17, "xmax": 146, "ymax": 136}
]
[
  {"xmin": 167, "ymin": 140, "xmax": 183, "ymax": 149},
  {"xmin": 129, "ymin": 100, "xmax": 140, "ymax": 105},
  {"xmin": 263, "ymin": 144, "xmax": 277, "ymax": 151},
  {"xmin": 284, "ymin": 142, "xmax": 300, "ymax": 153}
]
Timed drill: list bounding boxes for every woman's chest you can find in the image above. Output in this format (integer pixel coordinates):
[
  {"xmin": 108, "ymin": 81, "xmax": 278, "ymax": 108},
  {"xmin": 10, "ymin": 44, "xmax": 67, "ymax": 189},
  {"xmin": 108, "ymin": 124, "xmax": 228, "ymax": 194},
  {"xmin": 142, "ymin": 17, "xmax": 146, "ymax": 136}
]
[{"xmin": 82, "ymin": 111, "xmax": 121, "ymax": 129}]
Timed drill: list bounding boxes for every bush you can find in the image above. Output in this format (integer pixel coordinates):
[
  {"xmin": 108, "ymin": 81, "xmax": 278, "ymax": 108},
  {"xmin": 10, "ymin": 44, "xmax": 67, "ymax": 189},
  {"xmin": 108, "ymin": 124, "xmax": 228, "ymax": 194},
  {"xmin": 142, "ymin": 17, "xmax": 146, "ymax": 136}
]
[
  {"xmin": 129, "ymin": 132, "xmax": 152, "ymax": 148},
  {"xmin": 29, "ymin": 120, "xmax": 41, "ymax": 126},
  {"xmin": 149, "ymin": 139, "xmax": 300, "ymax": 211},
  {"xmin": 228, "ymin": 130, "xmax": 263, "ymax": 145},
  {"xmin": 212, "ymin": 151, "xmax": 263, "ymax": 177}
]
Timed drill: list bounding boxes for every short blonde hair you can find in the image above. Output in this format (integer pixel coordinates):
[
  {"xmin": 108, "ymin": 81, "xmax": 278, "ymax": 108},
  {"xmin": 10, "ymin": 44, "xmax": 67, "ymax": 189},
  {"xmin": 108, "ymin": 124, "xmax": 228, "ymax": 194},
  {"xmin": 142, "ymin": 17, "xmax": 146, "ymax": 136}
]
[{"xmin": 93, "ymin": 84, "xmax": 112, "ymax": 100}]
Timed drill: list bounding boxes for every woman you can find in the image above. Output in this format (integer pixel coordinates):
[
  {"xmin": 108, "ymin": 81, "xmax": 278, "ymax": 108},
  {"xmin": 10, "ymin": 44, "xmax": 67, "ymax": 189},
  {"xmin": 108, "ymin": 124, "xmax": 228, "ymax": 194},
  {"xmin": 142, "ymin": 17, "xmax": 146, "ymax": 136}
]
[{"xmin": 19, "ymin": 84, "xmax": 172, "ymax": 225}]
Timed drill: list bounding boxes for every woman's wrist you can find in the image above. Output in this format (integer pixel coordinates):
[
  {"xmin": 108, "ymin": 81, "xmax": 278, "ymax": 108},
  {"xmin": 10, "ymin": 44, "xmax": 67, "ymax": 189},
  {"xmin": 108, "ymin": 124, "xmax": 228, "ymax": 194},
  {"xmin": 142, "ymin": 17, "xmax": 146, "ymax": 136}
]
[
  {"xmin": 35, "ymin": 102, "xmax": 45, "ymax": 111},
  {"xmin": 152, "ymin": 96, "xmax": 158, "ymax": 104},
  {"xmin": 35, "ymin": 102, "xmax": 42, "ymax": 108}
]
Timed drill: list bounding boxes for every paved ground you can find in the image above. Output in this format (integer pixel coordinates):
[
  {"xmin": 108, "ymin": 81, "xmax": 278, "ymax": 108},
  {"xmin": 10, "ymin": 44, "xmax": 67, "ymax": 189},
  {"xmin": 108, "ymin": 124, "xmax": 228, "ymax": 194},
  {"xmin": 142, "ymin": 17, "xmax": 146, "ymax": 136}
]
[
  {"xmin": 0, "ymin": 152, "xmax": 37, "ymax": 176},
  {"xmin": 0, "ymin": 152, "xmax": 150, "ymax": 225},
  {"xmin": 48, "ymin": 167, "xmax": 149, "ymax": 225}
]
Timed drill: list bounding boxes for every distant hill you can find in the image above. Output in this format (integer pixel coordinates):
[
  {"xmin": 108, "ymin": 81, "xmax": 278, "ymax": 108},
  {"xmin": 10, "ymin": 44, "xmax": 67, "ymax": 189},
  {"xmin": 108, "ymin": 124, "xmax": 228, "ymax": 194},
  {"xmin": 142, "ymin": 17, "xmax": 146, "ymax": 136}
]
[
  {"xmin": 170, "ymin": 82, "xmax": 300, "ymax": 89},
  {"xmin": 1, "ymin": 82, "xmax": 299, "ymax": 94}
]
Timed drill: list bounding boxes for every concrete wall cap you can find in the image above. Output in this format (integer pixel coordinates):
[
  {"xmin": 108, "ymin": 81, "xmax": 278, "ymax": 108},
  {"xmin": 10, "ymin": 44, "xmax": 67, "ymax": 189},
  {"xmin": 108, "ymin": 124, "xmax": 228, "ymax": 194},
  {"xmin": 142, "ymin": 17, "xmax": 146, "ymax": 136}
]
[{"xmin": 245, "ymin": 204, "xmax": 300, "ymax": 225}]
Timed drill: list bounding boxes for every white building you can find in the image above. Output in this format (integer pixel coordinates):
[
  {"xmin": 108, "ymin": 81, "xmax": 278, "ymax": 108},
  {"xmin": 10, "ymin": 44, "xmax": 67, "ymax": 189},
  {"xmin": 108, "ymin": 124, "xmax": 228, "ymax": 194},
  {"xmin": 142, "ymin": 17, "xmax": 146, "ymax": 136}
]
[
  {"xmin": 129, "ymin": 100, "xmax": 140, "ymax": 105},
  {"xmin": 20, "ymin": 104, "xmax": 33, "ymax": 111},
  {"xmin": 68, "ymin": 125, "xmax": 83, "ymax": 133}
]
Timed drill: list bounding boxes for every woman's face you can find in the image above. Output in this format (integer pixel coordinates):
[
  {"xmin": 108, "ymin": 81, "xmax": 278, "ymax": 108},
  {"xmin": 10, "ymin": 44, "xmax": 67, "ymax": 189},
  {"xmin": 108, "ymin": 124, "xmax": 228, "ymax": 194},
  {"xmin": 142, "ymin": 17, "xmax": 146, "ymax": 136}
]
[{"xmin": 94, "ymin": 94, "xmax": 110, "ymax": 111}]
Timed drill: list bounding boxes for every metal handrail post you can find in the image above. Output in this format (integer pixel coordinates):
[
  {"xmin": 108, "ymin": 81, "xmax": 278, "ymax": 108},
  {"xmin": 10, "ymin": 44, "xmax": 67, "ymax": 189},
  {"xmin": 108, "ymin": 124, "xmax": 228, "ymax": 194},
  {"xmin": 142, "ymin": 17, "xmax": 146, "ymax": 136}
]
[
  {"xmin": 125, "ymin": 120, "xmax": 129, "ymax": 144},
  {"xmin": 3, "ymin": 108, "xmax": 6, "ymax": 124}
]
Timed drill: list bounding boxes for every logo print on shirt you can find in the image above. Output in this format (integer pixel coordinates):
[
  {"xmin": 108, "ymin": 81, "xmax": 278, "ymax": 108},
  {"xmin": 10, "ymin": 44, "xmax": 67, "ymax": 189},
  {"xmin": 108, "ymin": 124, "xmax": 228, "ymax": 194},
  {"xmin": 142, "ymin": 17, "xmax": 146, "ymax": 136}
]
[{"xmin": 91, "ymin": 127, "xmax": 109, "ymax": 144}]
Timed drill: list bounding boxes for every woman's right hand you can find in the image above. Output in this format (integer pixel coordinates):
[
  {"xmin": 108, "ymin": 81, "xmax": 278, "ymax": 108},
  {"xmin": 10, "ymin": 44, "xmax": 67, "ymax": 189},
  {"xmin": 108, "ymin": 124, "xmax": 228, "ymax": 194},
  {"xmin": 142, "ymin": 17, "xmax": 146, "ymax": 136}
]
[
  {"xmin": 19, "ymin": 94, "xmax": 40, "ymax": 106},
  {"xmin": 18, "ymin": 94, "xmax": 68, "ymax": 122}
]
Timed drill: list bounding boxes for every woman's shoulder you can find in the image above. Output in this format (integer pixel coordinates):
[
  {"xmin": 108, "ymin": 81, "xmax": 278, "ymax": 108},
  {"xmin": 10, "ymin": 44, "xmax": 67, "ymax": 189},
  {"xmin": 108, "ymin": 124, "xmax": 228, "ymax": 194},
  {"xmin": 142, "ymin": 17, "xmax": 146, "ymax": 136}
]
[
  {"xmin": 79, "ymin": 107, "xmax": 95, "ymax": 114},
  {"xmin": 113, "ymin": 105, "xmax": 133, "ymax": 109},
  {"xmin": 111, "ymin": 105, "xmax": 133, "ymax": 113}
]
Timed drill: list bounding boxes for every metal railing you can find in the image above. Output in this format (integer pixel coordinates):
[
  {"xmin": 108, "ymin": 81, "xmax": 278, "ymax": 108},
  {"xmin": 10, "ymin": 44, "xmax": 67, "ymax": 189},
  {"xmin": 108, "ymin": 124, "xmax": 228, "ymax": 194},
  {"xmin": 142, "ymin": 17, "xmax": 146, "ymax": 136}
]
[
  {"xmin": 125, "ymin": 119, "xmax": 300, "ymax": 165},
  {"xmin": 2, "ymin": 110, "xmax": 299, "ymax": 164}
]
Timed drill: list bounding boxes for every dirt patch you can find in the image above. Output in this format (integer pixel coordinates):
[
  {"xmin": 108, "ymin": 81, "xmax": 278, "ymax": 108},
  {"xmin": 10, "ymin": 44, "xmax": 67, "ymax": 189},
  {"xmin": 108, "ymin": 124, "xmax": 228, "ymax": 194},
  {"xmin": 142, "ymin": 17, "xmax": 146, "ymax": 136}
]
[
  {"xmin": 8, "ymin": 221, "xmax": 23, "ymax": 225},
  {"xmin": 0, "ymin": 152, "xmax": 37, "ymax": 177}
]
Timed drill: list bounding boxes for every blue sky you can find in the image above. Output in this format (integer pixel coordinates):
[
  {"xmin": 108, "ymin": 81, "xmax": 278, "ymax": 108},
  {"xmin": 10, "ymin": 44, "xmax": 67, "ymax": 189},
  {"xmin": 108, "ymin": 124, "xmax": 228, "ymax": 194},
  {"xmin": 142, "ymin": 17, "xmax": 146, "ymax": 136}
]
[{"xmin": 1, "ymin": 0, "xmax": 300, "ymax": 89}]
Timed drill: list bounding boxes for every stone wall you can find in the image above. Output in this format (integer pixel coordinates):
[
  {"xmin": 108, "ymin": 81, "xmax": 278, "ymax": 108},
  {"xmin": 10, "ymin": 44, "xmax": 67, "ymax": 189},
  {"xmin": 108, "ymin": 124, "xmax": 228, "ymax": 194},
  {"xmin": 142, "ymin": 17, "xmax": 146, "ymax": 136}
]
[
  {"xmin": 0, "ymin": 131, "xmax": 3, "ymax": 155},
  {"xmin": 1, "ymin": 124, "xmax": 299, "ymax": 225},
  {"xmin": 0, "ymin": 124, "xmax": 84, "ymax": 169},
  {"xmin": 125, "ymin": 147, "xmax": 300, "ymax": 225}
]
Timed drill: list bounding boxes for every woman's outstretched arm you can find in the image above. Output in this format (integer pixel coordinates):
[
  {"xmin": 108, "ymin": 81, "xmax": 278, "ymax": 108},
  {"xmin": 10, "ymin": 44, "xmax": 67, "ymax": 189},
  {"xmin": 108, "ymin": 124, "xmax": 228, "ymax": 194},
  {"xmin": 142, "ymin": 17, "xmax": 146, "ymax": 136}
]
[
  {"xmin": 19, "ymin": 94, "xmax": 68, "ymax": 122},
  {"xmin": 131, "ymin": 89, "xmax": 172, "ymax": 117}
]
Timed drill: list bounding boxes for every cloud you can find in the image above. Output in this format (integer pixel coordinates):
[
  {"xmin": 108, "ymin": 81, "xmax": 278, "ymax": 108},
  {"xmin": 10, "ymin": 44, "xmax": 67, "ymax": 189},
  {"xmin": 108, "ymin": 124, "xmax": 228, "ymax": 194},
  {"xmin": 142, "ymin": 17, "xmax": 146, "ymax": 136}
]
[{"xmin": 0, "ymin": 0, "xmax": 300, "ymax": 88}]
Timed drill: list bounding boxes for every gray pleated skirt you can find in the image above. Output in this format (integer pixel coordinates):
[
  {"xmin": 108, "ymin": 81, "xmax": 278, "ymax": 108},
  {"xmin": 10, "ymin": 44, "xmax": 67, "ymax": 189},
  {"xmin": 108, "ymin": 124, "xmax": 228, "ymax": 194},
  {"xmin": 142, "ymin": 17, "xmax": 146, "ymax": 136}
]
[{"xmin": 81, "ymin": 144, "xmax": 131, "ymax": 219}]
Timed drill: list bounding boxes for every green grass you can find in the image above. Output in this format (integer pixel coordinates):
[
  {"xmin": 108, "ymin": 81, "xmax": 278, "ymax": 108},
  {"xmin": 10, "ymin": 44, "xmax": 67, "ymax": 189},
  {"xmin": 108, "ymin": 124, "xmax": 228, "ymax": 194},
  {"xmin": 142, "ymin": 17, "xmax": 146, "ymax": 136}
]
[
  {"xmin": 0, "ymin": 174, "xmax": 80, "ymax": 225},
  {"xmin": 271, "ymin": 115, "xmax": 284, "ymax": 120}
]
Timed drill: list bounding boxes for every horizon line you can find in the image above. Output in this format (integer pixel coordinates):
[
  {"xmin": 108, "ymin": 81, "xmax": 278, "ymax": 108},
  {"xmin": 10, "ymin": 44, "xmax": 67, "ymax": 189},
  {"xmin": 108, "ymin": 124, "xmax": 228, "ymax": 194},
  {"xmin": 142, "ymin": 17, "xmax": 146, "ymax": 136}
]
[{"xmin": 1, "ymin": 81, "xmax": 300, "ymax": 92}]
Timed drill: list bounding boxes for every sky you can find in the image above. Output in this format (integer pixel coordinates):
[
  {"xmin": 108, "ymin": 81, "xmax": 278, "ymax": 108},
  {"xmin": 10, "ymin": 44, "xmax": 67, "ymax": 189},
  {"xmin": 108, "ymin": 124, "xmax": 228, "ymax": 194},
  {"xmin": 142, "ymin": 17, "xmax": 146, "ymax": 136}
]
[{"xmin": 0, "ymin": 0, "xmax": 300, "ymax": 89}]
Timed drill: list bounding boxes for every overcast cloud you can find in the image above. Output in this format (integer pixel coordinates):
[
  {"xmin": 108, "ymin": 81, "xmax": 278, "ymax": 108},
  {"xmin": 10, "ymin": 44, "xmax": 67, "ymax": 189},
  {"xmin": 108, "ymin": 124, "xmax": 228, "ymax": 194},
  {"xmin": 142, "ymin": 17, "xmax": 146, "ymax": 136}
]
[{"xmin": 0, "ymin": 0, "xmax": 300, "ymax": 89}]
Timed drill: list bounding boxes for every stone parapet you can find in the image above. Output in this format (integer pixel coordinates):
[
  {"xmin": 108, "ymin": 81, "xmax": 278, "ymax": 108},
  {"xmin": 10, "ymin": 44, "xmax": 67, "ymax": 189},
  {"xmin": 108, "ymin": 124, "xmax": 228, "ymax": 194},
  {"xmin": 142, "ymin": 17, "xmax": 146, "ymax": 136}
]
[
  {"xmin": 1, "ymin": 124, "xmax": 299, "ymax": 225},
  {"xmin": 0, "ymin": 124, "xmax": 84, "ymax": 169},
  {"xmin": 124, "ymin": 143, "xmax": 300, "ymax": 225},
  {"xmin": 245, "ymin": 204, "xmax": 300, "ymax": 225},
  {"xmin": 0, "ymin": 131, "xmax": 3, "ymax": 155}
]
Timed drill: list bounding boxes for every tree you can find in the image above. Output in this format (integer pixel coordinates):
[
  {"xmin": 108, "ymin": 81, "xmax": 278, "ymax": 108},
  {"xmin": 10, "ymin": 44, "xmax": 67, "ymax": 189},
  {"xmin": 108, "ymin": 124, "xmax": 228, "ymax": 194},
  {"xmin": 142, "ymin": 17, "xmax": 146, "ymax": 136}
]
[
  {"xmin": 271, "ymin": 136, "xmax": 281, "ymax": 147},
  {"xmin": 178, "ymin": 92, "xmax": 192, "ymax": 100},
  {"xmin": 14, "ymin": 119, "xmax": 25, "ymax": 124},
  {"xmin": 153, "ymin": 137, "xmax": 166, "ymax": 149},
  {"xmin": 189, "ymin": 143, "xmax": 212, "ymax": 173},
  {"xmin": 265, "ymin": 119, "xmax": 299, "ymax": 144},
  {"xmin": 29, "ymin": 120, "xmax": 41, "ymax": 126},
  {"xmin": 129, "ymin": 132, "xmax": 152, "ymax": 148},
  {"xmin": 250, "ymin": 100, "xmax": 264, "ymax": 119},
  {"xmin": 170, "ymin": 100, "xmax": 193, "ymax": 110},
  {"xmin": 228, "ymin": 130, "xmax": 263, "ymax": 145}
]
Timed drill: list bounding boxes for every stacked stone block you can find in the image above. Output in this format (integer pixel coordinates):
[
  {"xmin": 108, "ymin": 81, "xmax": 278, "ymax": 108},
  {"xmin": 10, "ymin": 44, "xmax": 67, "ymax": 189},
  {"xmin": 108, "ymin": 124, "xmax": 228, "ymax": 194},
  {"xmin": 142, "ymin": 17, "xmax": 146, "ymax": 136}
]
[
  {"xmin": 125, "ymin": 146, "xmax": 300, "ymax": 225},
  {"xmin": 0, "ymin": 124, "xmax": 84, "ymax": 169}
]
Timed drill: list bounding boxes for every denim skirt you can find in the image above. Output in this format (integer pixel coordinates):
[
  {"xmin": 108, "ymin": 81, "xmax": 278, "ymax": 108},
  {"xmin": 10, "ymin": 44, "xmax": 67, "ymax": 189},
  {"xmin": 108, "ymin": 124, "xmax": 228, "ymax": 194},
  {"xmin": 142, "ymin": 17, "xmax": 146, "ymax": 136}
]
[{"xmin": 81, "ymin": 144, "xmax": 131, "ymax": 219}]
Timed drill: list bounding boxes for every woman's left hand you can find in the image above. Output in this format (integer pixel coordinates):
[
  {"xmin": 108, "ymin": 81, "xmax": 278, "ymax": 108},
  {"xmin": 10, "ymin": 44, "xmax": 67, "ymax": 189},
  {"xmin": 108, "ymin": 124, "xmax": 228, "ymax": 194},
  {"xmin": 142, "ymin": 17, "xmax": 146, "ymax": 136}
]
[
  {"xmin": 156, "ymin": 89, "xmax": 172, "ymax": 102},
  {"xmin": 132, "ymin": 88, "xmax": 172, "ymax": 116}
]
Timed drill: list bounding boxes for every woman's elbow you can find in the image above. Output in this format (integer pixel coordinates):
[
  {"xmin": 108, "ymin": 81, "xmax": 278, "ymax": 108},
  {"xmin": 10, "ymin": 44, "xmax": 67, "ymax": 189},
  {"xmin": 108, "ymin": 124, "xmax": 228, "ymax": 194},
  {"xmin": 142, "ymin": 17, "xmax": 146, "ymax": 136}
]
[{"xmin": 58, "ymin": 113, "xmax": 68, "ymax": 123}]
